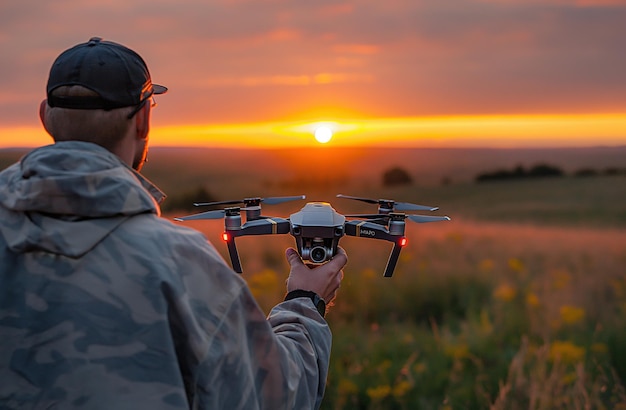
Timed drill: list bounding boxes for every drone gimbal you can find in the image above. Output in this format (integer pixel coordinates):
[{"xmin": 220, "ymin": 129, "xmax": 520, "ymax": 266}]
[{"xmin": 175, "ymin": 194, "xmax": 450, "ymax": 277}]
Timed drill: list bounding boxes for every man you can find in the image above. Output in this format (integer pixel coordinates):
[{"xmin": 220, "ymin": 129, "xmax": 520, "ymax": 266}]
[{"xmin": 0, "ymin": 37, "xmax": 347, "ymax": 409}]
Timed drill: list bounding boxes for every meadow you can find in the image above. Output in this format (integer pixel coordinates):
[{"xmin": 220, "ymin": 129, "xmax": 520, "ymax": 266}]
[{"xmin": 2, "ymin": 145, "xmax": 626, "ymax": 409}]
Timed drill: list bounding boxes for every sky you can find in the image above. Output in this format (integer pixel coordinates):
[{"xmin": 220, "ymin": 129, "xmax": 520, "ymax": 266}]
[{"xmin": 1, "ymin": 0, "xmax": 625, "ymax": 149}]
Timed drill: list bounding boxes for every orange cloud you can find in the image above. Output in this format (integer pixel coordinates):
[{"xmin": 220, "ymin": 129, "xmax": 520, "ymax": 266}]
[
  {"xmin": 266, "ymin": 28, "xmax": 301, "ymax": 42},
  {"xmin": 332, "ymin": 44, "xmax": 380, "ymax": 55},
  {"xmin": 317, "ymin": 3, "xmax": 355, "ymax": 18},
  {"xmin": 477, "ymin": 0, "xmax": 626, "ymax": 5},
  {"xmin": 196, "ymin": 73, "xmax": 374, "ymax": 88},
  {"xmin": 574, "ymin": 0, "xmax": 626, "ymax": 5},
  {"xmin": 313, "ymin": 73, "xmax": 375, "ymax": 84}
]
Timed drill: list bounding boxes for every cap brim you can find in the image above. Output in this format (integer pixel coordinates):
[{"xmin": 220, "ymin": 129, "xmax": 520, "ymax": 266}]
[{"xmin": 153, "ymin": 84, "xmax": 168, "ymax": 95}]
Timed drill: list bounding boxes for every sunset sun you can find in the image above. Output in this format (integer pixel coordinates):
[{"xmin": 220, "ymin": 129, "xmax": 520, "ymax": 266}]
[{"xmin": 314, "ymin": 126, "xmax": 333, "ymax": 144}]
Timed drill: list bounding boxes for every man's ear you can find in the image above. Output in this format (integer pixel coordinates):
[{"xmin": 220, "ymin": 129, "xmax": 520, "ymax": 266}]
[
  {"xmin": 134, "ymin": 103, "xmax": 151, "ymax": 141},
  {"xmin": 39, "ymin": 100, "xmax": 53, "ymax": 137}
]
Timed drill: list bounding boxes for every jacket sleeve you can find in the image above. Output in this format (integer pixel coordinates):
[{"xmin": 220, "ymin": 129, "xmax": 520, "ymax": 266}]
[
  {"xmin": 160, "ymin": 222, "xmax": 331, "ymax": 409},
  {"xmin": 195, "ymin": 283, "xmax": 331, "ymax": 410}
]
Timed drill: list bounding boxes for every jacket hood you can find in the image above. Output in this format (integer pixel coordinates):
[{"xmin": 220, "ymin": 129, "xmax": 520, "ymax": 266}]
[{"xmin": 0, "ymin": 141, "xmax": 165, "ymax": 257}]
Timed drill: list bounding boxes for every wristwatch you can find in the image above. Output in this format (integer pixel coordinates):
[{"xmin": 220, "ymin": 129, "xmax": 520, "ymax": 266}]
[{"xmin": 285, "ymin": 290, "xmax": 326, "ymax": 318}]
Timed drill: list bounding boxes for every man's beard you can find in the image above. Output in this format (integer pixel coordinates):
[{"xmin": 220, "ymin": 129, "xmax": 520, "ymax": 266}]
[{"xmin": 133, "ymin": 143, "xmax": 148, "ymax": 171}]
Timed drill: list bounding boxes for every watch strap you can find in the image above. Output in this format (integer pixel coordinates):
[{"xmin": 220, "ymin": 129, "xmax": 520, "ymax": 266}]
[{"xmin": 285, "ymin": 289, "xmax": 326, "ymax": 318}]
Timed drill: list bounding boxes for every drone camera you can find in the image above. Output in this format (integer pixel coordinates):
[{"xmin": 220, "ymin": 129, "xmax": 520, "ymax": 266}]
[
  {"xmin": 310, "ymin": 246, "xmax": 327, "ymax": 263},
  {"xmin": 291, "ymin": 225, "xmax": 344, "ymax": 264},
  {"xmin": 300, "ymin": 238, "xmax": 334, "ymax": 264}
]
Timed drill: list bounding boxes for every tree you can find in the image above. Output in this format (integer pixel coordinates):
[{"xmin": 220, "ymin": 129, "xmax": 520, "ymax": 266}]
[{"xmin": 382, "ymin": 166, "xmax": 413, "ymax": 187}]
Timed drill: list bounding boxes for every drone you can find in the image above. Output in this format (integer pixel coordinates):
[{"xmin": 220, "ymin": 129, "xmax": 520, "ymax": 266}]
[{"xmin": 174, "ymin": 194, "xmax": 450, "ymax": 277}]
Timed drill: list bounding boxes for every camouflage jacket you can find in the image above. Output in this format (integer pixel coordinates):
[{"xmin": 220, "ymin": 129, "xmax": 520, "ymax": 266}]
[{"xmin": 0, "ymin": 141, "xmax": 331, "ymax": 410}]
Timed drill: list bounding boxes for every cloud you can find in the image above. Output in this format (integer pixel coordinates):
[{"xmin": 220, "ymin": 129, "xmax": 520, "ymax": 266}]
[
  {"xmin": 475, "ymin": 0, "xmax": 626, "ymax": 5},
  {"xmin": 0, "ymin": 0, "xmax": 625, "ymax": 127},
  {"xmin": 332, "ymin": 44, "xmax": 380, "ymax": 55},
  {"xmin": 194, "ymin": 72, "xmax": 374, "ymax": 88}
]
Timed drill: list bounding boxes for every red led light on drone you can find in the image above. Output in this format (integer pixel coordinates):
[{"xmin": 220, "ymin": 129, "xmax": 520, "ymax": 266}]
[
  {"xmin": 399, "ymin": 237, "xmax": 408, "ymax": 247},
  {"xmin": 222, "ymin": 233, "xmax": 230, "ymax": 242}
]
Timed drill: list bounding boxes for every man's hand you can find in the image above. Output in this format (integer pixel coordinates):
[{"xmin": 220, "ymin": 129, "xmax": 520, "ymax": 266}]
[{"xmin": 285, "ymin": 247, "xmax": 347, "ymax": 305}]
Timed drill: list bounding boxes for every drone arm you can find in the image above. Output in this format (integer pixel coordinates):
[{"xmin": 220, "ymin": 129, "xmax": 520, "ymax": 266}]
[
  {"xmin": 344, "ymin": 221, "xmax": 407, "ymax": 277},
  {"xmin": 232, "ymin": 218, "xmax": 291, "ymax": 237},
  {"xmin": 383, "ymin": 242, "xmax": 403, "ymax": 278},
  {"xmin": 222, "ymin": 218, "xmax": 290, "ymax": 273},
  {"xmin": 344, "ymin": 220, "xmax": 397, "ymax": 242},
  {"xmin": 224, "ymin": 236, "xmax": 243, "ymax": 273}
]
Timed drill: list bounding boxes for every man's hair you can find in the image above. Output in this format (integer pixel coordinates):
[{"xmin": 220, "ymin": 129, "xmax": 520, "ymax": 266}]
[{"xmin": 44, "ymin": 85, "xmax": 135, "ymax": 151}]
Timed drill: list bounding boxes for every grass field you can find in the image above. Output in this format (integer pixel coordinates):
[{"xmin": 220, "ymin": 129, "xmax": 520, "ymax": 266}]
[
  {"xmin": 176, "ymin": 214, "xmax": 626, "ymax": 409},
  {"xmin": 2, "ymin": 145, "xmax": 626, "ymax": 408}
]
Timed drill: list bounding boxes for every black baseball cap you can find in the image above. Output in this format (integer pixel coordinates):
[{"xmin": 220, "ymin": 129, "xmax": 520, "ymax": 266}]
[{"xmin": 46, "ymin": 37, "xmax": 167, "ymax": 110}]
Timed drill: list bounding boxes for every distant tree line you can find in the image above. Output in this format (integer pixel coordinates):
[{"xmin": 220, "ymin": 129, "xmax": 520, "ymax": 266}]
[
  {"xmin": 475, "ymin": 164, "xmax": 563, "ymax": 182},
  {"xmin": 159, "ymin": 163, "xmax": 626, "ymax": 213},
  {"xmin": 379, "ymin": 163, "xmax": 626, "ymax": 188},
  {"xmin": 475, "ymin": 164, "xmax": 626, "ymax": 183}
]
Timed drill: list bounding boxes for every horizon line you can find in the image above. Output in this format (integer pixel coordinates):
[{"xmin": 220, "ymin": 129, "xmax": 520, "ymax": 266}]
[
  {"xmin": 2, "ymin": 112, "xmax": 626, "ymax": 149},
  {"xmin": 2, "ymin": 144, "xmax": 626, "ymax": 152}
]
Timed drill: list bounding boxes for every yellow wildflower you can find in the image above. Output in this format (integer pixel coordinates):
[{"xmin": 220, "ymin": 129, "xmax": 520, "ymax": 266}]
[
  {"xmin": 247, "ymin": 269, "xmax": 279, "ymax": 299},
  {"xmin": 526, "ymin": 292, "xmax": 540, "ymax": 307},
  {"xmin": 392, "ymin": 381, "xmax": 413, "ymax": 398},
  {"xmin": 559, "ymin": 305, "xmax": 585, "ymax": 325},
  {"xmin": 444, "ymin": 343, "xmax": 470, "ymax": 359},
  {"xmin": 493, "ymin": 283, "xmax": 517, "ymax": 302},
  {"xmin": 508, "ymin": 257, "xmax": 525, "ymax": 273},
  {"xmin": 366, "ymin": 385, "xmax": 391, "ymax": 401},
  {"xmin": 549, "ymin": 341, "xmax": 585, "ymax": 364},
  {"xmin": 337, "ymin": 378, "xmax": 359, "ymax": 396}
]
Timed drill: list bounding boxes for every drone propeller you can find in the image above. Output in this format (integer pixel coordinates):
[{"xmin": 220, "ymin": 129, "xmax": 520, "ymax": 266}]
[
  {"xmin": 336, "ymin": 194, "xmax": 438, "ymax": 212},
  {"xmin": 174, "ymin": 209, "xmax": 226, "ymax": 221},
  {"xmin": 174, "ymin": 206, "xmax": 259, "ymax": 222},
  {"xmin": 406, "ymin": 214, "xmax": 451, "ymax": 223},
  {"xmin": 341, "ymin": 214, "xmax": 386, "ymax": 224},
  {"xmin": 346, "ymin": 213, "xmax": 451, "ymax": 224},
  {"xmin": 194, "ymin": 195, "xmax": 306, "ymax": 207}
]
